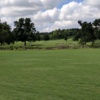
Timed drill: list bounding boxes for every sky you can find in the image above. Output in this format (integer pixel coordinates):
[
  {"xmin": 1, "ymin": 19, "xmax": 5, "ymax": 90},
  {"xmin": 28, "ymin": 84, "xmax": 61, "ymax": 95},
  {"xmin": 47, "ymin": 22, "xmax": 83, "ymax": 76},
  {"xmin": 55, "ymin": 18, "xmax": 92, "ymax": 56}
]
[{"xmin": 0, "ymin": 0, "xmax": 100, "ymax": 32}]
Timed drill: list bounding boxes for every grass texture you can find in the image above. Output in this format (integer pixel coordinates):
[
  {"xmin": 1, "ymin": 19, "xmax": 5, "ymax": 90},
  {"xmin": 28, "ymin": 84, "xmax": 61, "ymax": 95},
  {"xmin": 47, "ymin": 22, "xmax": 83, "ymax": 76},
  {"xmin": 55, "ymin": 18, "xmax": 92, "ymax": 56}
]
[{"xmin": 0, "ymin": 49, "xmax": 100, "ymax": 100}]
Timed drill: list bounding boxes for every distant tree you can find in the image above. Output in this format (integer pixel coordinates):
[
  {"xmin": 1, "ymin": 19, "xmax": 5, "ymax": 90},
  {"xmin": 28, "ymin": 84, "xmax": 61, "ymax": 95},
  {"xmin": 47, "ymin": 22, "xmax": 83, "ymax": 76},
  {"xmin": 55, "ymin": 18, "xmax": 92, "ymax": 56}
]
[
  {"xmin": 5, "ymin": 32, "xmax": 15, "ymax": 45},
  {"xmin": 74, "ymin": 21, "xmax": 96, "ymax": 45},
  {"xmin": 36, "ymin": 32, "xmax": 41, "ymax": 41},
  {"xmin": 14, "ymin": 18, "xmax": 36, "ymax": 46},
  {"xmin": 0, "ymin": 22, "xmax": 4, "ymax": 45},
  {"xmin": 0, "ymin": 22, "xmax": 14, "ymax": 45},
  {"xmin": 73, "ymin": 31, "xmax": 81, "ymax": 41},
  {"xmin": 52, "ymin": 30, "xmax": 58, "ymax": 39},
  {"xmin": 14, "ymin": 18, "xmax": 25, "ymax": 44},
  {"xmin": 44, "ymin": 34, "xmax": 50, "ymax": 41},
  {"xmin": 51, "ymin": 28, "xmax": 79, "ymax": 40},
  {"xmin": 64, "ymin": 34, "xmax": 68, "ymax": 41},
  {"xmin": 93, "ymin": 18, "xmax": 100, "ymax": 39}
]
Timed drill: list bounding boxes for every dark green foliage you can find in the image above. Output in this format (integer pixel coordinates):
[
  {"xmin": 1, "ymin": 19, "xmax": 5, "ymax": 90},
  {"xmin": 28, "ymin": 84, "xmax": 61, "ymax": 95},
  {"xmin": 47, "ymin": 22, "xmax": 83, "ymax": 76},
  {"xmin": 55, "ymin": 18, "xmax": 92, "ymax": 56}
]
[
  {"xmin": 93, "ymin": 18, "xmax": 100, "ymax": 27},
  {"xmin": 94, "ymin": 30, "xmax": 100, "ymax": 39},
  {"xmin": 64, "ymin": 34, "xmax": 68, "ymax": 41},
  {"xmin": 0, "ymin": 22, "xmax": 15, "ymax": 45},
  {"xmin": 52, "ymin": 29, "xmax": 63, "ymax": 39},
  {"xmin": 14, "ymin": 18, "xmax": 36, "ymax": 46},
  {"xmin": 44, "ymin": 34, "xmax": 50, "ymax": 41},
  {"xmin": 74, "ymin": 19, "xmax": 100, "ymax": 46},
  {"xmin": 93, "ymin": 18, "xmax": 100, "ymax": 39},
  {"xmin": 74, "ymin": 20, "xmax": 97, "ymax": 45},
  {"xmin": 73, "ymin": 31, "xmax": 81, "ymax": 41},
  {"xmin": 36, "ymin": 32, "xmax": 41, "ymax": 41},
  {"xmin": 5, "ymin": 32, "xmax": 15, "ymax": 45},
  {"xmin": 40, "ymin": 28, "xmax": 79, "ymax": 40}
]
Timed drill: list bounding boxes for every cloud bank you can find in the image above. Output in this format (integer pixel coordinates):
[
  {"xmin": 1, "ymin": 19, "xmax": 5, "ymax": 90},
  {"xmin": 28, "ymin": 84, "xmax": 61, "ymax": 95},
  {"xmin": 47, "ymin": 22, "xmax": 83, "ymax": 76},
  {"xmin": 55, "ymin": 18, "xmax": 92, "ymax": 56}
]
[{"xmin": 0, "ymin": 0, "xmax": 100, "ymax": 32}]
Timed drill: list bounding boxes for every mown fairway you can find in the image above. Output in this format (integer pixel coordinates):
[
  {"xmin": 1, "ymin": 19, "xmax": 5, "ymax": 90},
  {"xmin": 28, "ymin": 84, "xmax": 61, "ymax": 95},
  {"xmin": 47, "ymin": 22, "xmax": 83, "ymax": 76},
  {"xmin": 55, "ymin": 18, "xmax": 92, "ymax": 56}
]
[{"xmin": 0, "ymin": 49, "xmax": 100, "ymax": 100}]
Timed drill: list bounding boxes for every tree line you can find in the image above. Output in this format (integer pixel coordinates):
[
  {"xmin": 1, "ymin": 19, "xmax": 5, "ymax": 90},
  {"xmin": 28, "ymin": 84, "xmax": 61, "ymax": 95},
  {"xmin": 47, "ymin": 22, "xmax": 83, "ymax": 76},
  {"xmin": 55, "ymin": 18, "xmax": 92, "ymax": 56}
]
[{"xmin": 0, "ymin": 18, "xmax": 100, "ymax": 46}]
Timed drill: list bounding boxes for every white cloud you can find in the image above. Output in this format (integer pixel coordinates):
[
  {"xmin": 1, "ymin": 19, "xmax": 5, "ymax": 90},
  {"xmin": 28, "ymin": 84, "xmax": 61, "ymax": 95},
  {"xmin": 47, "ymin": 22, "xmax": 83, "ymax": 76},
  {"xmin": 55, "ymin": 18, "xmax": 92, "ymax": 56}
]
[
  {"xmin": 83, "ymin": 0, "xmax": 100, "ymax": 8},
  {"xmin": 59, "ymin": 2, "xmax": 82, "ymax": 20},
  {"xmin": 0, "ymin": 0, "xmax": 100, "ymax": 32},
  {"xmin": 33, "ymin": 8, "xmax": 60, "ymax": 23}
]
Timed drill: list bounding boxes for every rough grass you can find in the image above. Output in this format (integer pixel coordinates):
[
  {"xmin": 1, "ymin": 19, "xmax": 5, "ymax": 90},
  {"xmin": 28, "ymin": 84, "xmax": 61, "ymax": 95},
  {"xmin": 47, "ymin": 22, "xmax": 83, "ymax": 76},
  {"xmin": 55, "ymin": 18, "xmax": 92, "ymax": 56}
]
[
  {"xmin": 1, "ymin": 39, "xmax": 100, "ymax": 50},
  {"xmin": 0, "ymin": 39, "xmax": 79, "ymax": 50},
  {"xmin": 0, "ymin": 49, "xmax": 100, "ymax": 100}
]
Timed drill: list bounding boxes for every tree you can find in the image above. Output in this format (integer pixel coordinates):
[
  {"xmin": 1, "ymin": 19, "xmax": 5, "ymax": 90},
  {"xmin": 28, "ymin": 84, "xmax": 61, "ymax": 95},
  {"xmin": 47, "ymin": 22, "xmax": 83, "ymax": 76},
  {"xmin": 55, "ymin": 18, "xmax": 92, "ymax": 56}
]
[
  {"xmin": 0, "ymin": 22, "xmax": 14, "ymax": 45},
  {"xmin": 44, "ymin": 34, "xmax": 50, "ymax": 41},
  {"xmin": 0, "ymin": 22, "xmax": 4, "ymax": 45},
  {"xmin": 24, "ymin": 18, "xmax": 36, "ymax": 46},
  {"xmin": 36, "ymin": 32, "xmax": 41, "ymax": 41},
  {"xmin": 73, "ymin": 31, "xmax": 81, "ymax": 41},
  {"xmin": 74, "ymin": 21, "xmax": 96, "ymax": 45},
  {"xmin": 64, "ymin": 34, "xmax": 68, "ymax": 41},
  {"xmin": 93, "ymin": 18, "xmax": 100, "ymax": 39},
  {"xmin": 14, "ymin": 18, "xmax": 36, "ymax": 46}
]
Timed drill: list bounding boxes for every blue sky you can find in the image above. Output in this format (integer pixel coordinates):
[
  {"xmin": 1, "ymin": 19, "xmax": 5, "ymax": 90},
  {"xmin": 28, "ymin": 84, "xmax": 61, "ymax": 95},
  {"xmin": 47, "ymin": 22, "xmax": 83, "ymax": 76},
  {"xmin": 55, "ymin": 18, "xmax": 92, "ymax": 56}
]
[
  {"xmin": 58, "ymin": 0, "xmax": 83, "ymax": 8},
  {"xmin": 0, "ymin": 0, "xmax": 100, "ymax": 32}
]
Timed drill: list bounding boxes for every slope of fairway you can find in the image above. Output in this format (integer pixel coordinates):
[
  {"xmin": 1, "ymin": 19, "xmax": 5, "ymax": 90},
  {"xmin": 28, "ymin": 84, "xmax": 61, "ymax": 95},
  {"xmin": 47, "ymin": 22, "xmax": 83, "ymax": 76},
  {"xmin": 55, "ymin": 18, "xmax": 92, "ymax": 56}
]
[{"xmin": 0, "ymin": 49, "xmax": 100, "ymax": 100}]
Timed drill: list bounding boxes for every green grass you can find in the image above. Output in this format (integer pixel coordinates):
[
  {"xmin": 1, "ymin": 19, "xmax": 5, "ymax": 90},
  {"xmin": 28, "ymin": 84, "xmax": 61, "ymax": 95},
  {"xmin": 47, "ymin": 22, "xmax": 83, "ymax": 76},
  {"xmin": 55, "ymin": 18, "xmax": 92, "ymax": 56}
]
[
  {"xmin": 0, "ymin": 39, "xmax": 79, "ymax": 50},
  {"xmin": 1, "ymin": 39, "xmax": 100, "ymax": 50},
  {"xmin": 0, "ymin": 49, "xmax": 100, "ymax": 100}
]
